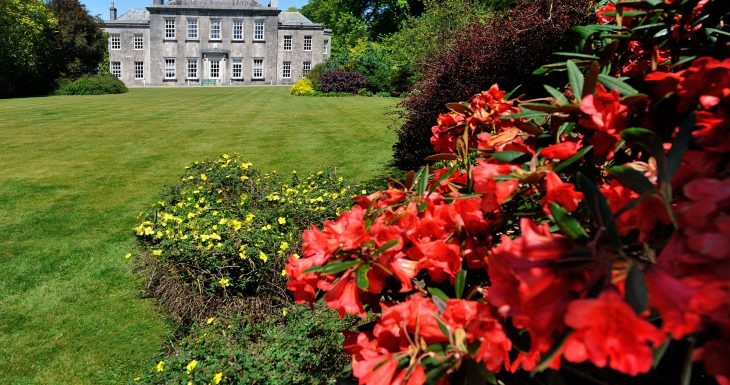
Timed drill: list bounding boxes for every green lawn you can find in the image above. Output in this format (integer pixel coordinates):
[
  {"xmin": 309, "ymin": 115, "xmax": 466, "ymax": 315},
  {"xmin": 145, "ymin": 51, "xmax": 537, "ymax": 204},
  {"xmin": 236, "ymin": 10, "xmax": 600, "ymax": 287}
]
[{"xmin": 0, "ymin": 87, "xmax": 398, "ymax": 384}]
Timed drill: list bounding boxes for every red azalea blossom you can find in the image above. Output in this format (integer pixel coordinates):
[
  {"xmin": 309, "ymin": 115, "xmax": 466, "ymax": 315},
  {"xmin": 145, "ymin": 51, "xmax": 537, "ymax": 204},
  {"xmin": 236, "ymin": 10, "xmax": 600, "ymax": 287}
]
[
  {"xmin": 541, "ymin": 171, "xmax": 583, "ymax": 215},
  {"xmin": 541, "ymin": 141, "xmax": 580, "ymax": 160},
  {"xmin": 562, "ymin": 290, "xmax": 664, "ymax": 375}
]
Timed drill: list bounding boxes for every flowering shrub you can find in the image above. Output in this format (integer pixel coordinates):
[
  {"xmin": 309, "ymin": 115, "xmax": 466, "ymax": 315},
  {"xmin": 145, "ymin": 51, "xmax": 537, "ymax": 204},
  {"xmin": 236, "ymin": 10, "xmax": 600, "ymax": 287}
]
[
  {"xmin": 287, "ymin": 1, "xmax": 730, "ymax": 385},
  {"xmin": 134, "ymin": 154, "xmax": 358, "ymax": 308},
  {"xmin": 290, "ymin": 78, "xmax": 315, "ymax": 96},
  {"xmin": 133, "ymin": 304, "xmax": 357, "ymax": 385},
  {"xmin": 318, "ymin": 69, "xmax": 368, "ymax": 94}
]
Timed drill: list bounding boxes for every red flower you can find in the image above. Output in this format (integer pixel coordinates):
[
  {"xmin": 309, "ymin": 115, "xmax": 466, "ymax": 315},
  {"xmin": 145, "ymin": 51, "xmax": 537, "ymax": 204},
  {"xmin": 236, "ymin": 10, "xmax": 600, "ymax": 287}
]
[
  {"xmin": 562, "ymin": 290, "xmax": 664, "ymax": 375},
  {"xmin": 601, "ymin": 180, "xmax": 668, "ymax": 242},
  {"xmin": 286, "ymin": 255, "xmax": 329, "ymax": 304},
  {"xmin": 541, "ymin": 171, "xmax": 583, "ymax": 215},
  {"xmin": 408, "ymin": 239, "xmax": 462, "ymax": 283},
  {"xmin": 488, "ymin": 219, "xmax": 580, "ymax": 356},
  {"xmin": 694, "ymin": 337, "xmax": 730, "ymax": 385},
  {"xmin": 375, "ymin": 294, "xmax": 447, "ymax": 349},
  {"xmin": 324, "ymin": 270, "xmax": 367, "ymax": 318},
  {"xmin": 541, "ymin": 141, "xmax": 580, "ymax": 160},
  {"xmin": 694, "ymin": 109, "xmax": 730, "ymax": 153},
  {"xmin": 431, "ymin": 112, "xmax": 466, "ymax": 153}
]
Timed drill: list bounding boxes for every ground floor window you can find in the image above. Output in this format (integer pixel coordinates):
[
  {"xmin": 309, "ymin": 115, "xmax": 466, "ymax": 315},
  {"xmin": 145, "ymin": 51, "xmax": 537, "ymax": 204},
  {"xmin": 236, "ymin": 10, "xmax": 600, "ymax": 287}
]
[
  {"xmin": 187, "ymin": 59, "xmax": 198, "ymax": 79},
  {"xmin": 232, "ymin": 59, "xmax": 242, "ymax": 79},
  {"xmin": 303, "ymin": 61, "xmax": 311, "ymax": 77},
  {"xmin": 282, "ymin": 61, "xmax": 291, "ymax": 79},
  {"xmin": 110, "ymin": 61, "xmax": 121, "ymax": 78},
  {"xmin": 253, "ymin": 58, "xmax": 263, "ymax": 79},
  {"xmin": 165, "ymin": 59, "xmax": 176, "ymax": 79},
  {"xmin": 210, "ymin": 59, "xmax": 220, "ymax": 79},
  {"xmin": 134, "ymin": 61, "xmax": 144, "ymax": 79}
]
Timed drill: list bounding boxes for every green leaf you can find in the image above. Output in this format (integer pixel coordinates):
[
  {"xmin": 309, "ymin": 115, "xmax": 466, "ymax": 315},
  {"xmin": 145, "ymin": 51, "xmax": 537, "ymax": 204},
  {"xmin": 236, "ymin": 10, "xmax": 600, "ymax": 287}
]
[
  {"xmin": 429, "ymin": 166, "xmax": 457, "ymax": 194},
  {"xmin": 520, "ymin": 102, "xmax": 580, "ymax": 113},
  {"xmin": 625, "ymin": 263, "xmax": 649, "ymax": 313},
  {"xmin": 583, "ymin": 61, "xmax": 600, "ymax": 98},
  {"xmin": 532, "ymin": 332, "xmax": 571, "ymax": 374},
  {"xmin": 492, "ymin": 151, "xmax": 528, "ymax": 163},
  {"xmin": 598, "ymin": 74, "xmax": 639, "ymax": 96},
  {"xmin": 305, "ymin": 259, "xmax": 360, "ymax": 274},
  {"xmin": 504, "ymin": 84, "xmax": 521, "ymax": 99},
  {"xmin": 608, "ymin": 165, "xmax": 656, "ymax": 195},
  {"xmin": 567, "ymin": 60, "xmax": 585, "ymax": 100},
  {"xmin": 544, "ymin": 85, "xmax": 568, "ymax": 105},
  {"xmin": 455, "ymin": 270, "xmax": 467, "ymax": 299},
  {"xmin": 554, "ymin": 52, "xmax": 600, "ymax": 60},
  {"xmin": 375, "ymin": 239, "xmax": 400, "ymax": 255},
  {"xmin": 577, "ymin": 174, "xmax": 621, "ymax": 247},
  {"xmin": 653, "ymin": 340, "xmax": 671, "ymax": 368},
  {"xmin": 706, "ymin": 27, "xmax": 730, "ymax": 38},
  {"xmin": 356, "ymin": 264, "xmax": 371, "ymax": 291},
  {"xmin": 549, "ymin": 202, "xmax": 588, "ymax": 239},
  {"xmin": 425, "ymin": 361, "xmax": 453, "ymax": 385},
  {"xmin": 500, "ymin": 110, "xmax": 549, "ymax": 120},
  {"xmin": 620, "ymin": 127, "xmax": 668, "ymax": 183},
  {"xmin": 667, "ymin": 112, "xmax": 694, "ymax": 180},
  {"xmin": 416, "ymin": 166, "xmax": 429, "ymax": 196},
  {"xmin": 428, "ymin": 287, "xmax": 450, "ymax": 302},
  {"xmin": 553, "ymin": 145, "xmax": 593, "ymax": 172}
]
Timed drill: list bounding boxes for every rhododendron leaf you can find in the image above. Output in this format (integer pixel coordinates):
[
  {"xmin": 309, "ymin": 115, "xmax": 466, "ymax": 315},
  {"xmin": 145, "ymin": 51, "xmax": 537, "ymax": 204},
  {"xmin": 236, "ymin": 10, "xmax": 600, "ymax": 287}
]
[
  {"xmin": 429, "ymin": 166, "xmax": 457, "ymax": 194},
  {"xmin": 652, "ymin": 340, "xmax": 670, "ymax": 368},
  {"xmin": 425, "ymin": 153, "xmax": 459, "ymax": 162},
  {"xmin": 504, "ymin": 84, "xmax": 521, "ymax": 99},
  {"xmin": 446, "ymin": 102, "xmax": 471, "ymax": 116},
  {"xmin": 532, "ymin": 332, "xmax": 572, "ymax": 374},
  {"xmin": 376, "ymin": 239, "xmax": 400, "ymax": 255},
  {"xmin": 416, "ymin": 167, "xmax": 429, "ymax": 196},
  {"xmin": 666, "ymin": 112, "xmax": 694, "ymax": 180},
  {"xmin": 554, "ymin": 52, "xmax": 600, "ymax": 60},
  {"xmin": 598, "ymin": 74, "xmax": 639, "ymax": 96},
  {"xmin": 620, "ymin": 128, "xmax": 668, "ymax": 183},
  {"xmin": 706, "ymin": 28, "xmax": 730, "ymax": 38},
  {"xmin": 492, "ymin": 151, "xmax": 527, "ymax": 163},
  {"xmin": 426, "ymin": 343, "xmax": 445, "ymax": 354},
  {"xmin": 428, "ymin": 287, "xmax": 449, "ymax": 302},
  {"xmin": 549, "ymin": 202, "xmax": 588, "ymax": 239},
  {"xmin": 577, "ymin": 174, "xmax": 621, "ymax": 247},
  {"xmin": 304, "ymin": 259, "xmax": 360, "ymax": 274},
  {"xmin": 425, "ymin": 361, "xmax": 453, "ymax": 385},
  {"xmin": 630, "ymin": 22, "xmax": 665, "ymax": 31},
  {"xmin": 520, "ymin": 102, "xmax": 580, "ymax": 113},
  {"xmin": 608, "ymin": 165, "xmax": 656, "ymax": 195},
  {"xmin": 356, "ymin": 264, "xmax": 370, "ymax": 291},
  {"xmin": 500, "ymin": 110, "xmax": 548, "ymax": 121},
  {"xmin": 454, "ymin": 270, "xmax": 466, "ymax": 299},
  {"xmin": 405, "ymin": 170, "xmax": 415, "ymax": 189},
  {"xmin": 454, "ymin": 359, "xmax": 496, "ymax": 385},
  {"xmin": 544, "ymin": 85, "xmax": 568, "ymax": 105},
  {"xmin": 583, "ymin": 61, "xmax": 600, "ymax": 98},
  {"xmin": 680, "ymin": 341, "xmax": 695, "ymax": 385},
  {"xmin": 553, "ymin": 145, "xmax": 593, "ymax": 172},
  {"xmin": 567, "ymin": 60, "xmax": 584, "ymax": 100},
  {"xmin": 556, "ymin": 121, "xmax": 576, "ymax": 138},
  {"xmin": 626, "ymin": 263, "xmax": 649, "ymax": 313}
]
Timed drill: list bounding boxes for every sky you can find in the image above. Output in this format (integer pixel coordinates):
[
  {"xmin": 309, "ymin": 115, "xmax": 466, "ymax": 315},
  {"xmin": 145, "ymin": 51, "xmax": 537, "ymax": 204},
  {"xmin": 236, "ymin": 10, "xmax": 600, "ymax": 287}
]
[{"xmin": 81, "ymin": 0, "xmax": 310, "ymax": 20}]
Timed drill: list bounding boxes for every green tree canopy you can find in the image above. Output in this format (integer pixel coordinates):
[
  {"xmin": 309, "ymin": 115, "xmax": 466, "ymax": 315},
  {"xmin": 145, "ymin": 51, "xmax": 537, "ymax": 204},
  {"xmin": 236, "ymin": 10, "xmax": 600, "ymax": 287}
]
[{"xmin": 47, "ymin": 0, "xmax": 106, "ymax": 79}]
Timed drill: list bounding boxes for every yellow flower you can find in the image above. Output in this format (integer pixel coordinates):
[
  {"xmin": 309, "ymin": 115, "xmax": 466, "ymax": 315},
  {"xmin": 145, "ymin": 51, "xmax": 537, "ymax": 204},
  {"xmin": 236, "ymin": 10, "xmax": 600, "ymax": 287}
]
[
  {"xmin": 240, "ymin": 175, "xmax": 249, "ymax": 181},
  {"xmin": 282, "ymin": 308, "xmax": 288, "ymax": 316},
  {"xmin": 281, "ymin": 269, "xmax": 287, "ymax": 276},
  {"xmin": 279, "ymin": 241, "xmax": 289, "ymax": 250},
  {"xmin": 213, "ymin": 372, "xmax": 223, "ymax": 384},
  {"xmin": 278, "ymin": 217, "xmax": 286, "ymax": 225},
  {"xmin": 219, "ymin": 277, "xmax": 230, "ymax": 288},
  {"xmin": 200, "ymin": 173, "xmax": 208, "ymax": 181},
  {"xmin": 239, "ymin": 246, "xmax": 247, "ymax": 260},
  {"xmin": 152, "ymin": 250, "xmax": 162, "ymax": 256},
  {"xmin": 186, "ymin": 359, "xmax": 198, "ymax": 374},
  {"xmin": 258, "ymin": 251, "xmax": 268, "ymax": 263},
  {"xmin": 207, "ymin": 317, "xmax": 215, "ymax": 324},
  {"xmin": 361, "ymin": 189, "xmax": 367, "ymax": 195},
  {"xmin": 292, "ymin": 253, "xmax": 300, "ymax": 260},
  {"xmin": 155, "ymin": 360, "xmax": 165, "ymax": 372},
  {"xmin": 124, "ymin": 253, "xmax": 132, "ymax": 259},
  {"xmin": 245, "ymin": 213, "xmax": 255, "ymax": 222}
]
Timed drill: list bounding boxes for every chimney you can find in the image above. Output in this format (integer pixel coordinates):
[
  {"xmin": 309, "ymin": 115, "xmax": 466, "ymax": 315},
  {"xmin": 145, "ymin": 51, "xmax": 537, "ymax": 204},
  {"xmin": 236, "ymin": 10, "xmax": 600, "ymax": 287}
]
[
  {"xmin": 109, "ymin": 1, "xmax": 117, "ymax": 20},
  {"xmin": 269, "ymin": 0, "xmax": 278, "ymax": 8}
]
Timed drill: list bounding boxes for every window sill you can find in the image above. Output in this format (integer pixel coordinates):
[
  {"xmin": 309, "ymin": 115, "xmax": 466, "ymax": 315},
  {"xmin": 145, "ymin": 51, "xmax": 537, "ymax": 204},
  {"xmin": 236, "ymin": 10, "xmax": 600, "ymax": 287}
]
[
  {"xmin": 163, "ymin": 78, "xmax": 177, "ymax": 81},
  {"xmin": 163, "ymin": 39, "xmax": 177, "ymax": 42},
  {"xmin": 186, "ymin": 39, "xmax": 199, "ymax": 42},
  {"xmin": 253, "ymin": 40, "xmax": 266, "ymax": 43},
  {"xmin": 251, "ymin": 78, "xmax": 265, "ymax": 81},
  {"xmin": 231, "ymin": 39, "xmax": 245, "ymax": 43},
  {"xmin": 209, "ymin": 39, "xmax": 222, "ymax": 42}
]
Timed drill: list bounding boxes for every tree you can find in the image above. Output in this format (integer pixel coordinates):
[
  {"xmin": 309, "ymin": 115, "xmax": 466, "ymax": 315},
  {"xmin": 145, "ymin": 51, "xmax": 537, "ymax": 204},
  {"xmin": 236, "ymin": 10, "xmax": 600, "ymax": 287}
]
[
  {"xmin": 46, "ymin": 0, "xmax": 105, "ymax": 80},
  {"xmin": 0, "ymin": 0, "xmax": 58, "ymax": 97}
]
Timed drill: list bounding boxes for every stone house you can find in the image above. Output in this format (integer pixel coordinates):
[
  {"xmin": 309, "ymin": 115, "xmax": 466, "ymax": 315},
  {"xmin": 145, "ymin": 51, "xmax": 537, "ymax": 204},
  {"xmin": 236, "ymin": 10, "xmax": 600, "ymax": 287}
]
[{"xmin": 104, "ymin": 0, "xmax": 331, "ymax": 86}]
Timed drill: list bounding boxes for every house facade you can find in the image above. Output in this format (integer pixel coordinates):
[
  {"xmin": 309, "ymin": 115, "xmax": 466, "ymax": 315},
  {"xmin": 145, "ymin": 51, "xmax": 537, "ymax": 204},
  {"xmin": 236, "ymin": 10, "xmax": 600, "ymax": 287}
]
[{"xmin": 104, "ymin": 0, "xmax": 331, "ymax": 86}]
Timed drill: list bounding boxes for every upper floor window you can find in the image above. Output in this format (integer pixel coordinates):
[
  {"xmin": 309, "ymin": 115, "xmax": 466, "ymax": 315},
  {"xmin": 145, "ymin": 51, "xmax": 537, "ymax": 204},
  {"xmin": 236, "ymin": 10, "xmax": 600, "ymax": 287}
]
[
  {"xmin": 232, "ymin": 59, "xmax": 243, "ymax": 79},
  {"xmin": 210, "ymin": 19, "xmax": 221, "ymax": 40},
  {"xmin": 165, "ymin": 19, "xmax": 176, "ymax": 39},
  {"xmin": 134, "ymin": 34, "xmax": 143, "ymax": 50},
  {"xmin": 252, "ymin": 58, "xmax": 263, "ymax": 78},
  {"xmin": 165, "ymin": 58, "xmax": 176, "ymax": 79},
  {"xmin": 253, "ymin": 20, "xmax": 264, "ymax": 41},
  {"xmin": 303, "ymin": 61, "xmax": 311, "ymax": 77},
  {"xmin": 283, "ymin": 35, "xmax": 292, "ymax": 51},
  {"xmin": 110, "ymin": 61, "xmax": 121, "ymax": 78},
  {"xmin": 323, "ymin": 39, "xmax": 329, "ymax": 54},
  {"xmin": 232, "ymin": 20, "xmax": 243, "ymax": 41},
  {"xmin": 187, "ymin": 19, "xmax": 198, "ymax": 39},
  {"xmin": 109, "ymin": 34, "xmax": 120, "ymax": 50},
  {"xmin": 134, "ymin": 61, "xmax": 144, "ymax": 79},
  {"xmin": 303, "ymin": 36, "xmax": 312, "ymax": 51}
]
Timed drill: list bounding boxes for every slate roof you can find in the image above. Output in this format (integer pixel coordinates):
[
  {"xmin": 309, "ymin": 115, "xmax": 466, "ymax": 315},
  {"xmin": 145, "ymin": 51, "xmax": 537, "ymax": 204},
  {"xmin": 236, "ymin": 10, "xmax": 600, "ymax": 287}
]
[
  {"xmin": 164, "ymin": 0, "xmax": 266, "ymax": 8},
  {"xmin": 108, "ymin": 8, "xmax": 149, "ymax": 23},
  {"xmin": 278, "ymin": 11, "xmax": 316, "ymax": 25}
]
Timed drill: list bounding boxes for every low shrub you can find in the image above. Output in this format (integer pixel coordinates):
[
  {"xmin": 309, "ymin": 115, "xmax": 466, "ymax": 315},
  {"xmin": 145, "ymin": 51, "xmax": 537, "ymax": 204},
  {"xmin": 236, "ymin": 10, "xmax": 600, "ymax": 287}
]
[
  {"xmin": 289, "ymin": 78, "xmax": 315, "ymax": 96},
  {"xmin": 392, "ymin": 0, "xmax": 594, "ymax": 169},
  {"xmin": 133, "ymin": 304, "xmax": 357, "ymax": 385},
  {"xmin": 55, "ymin": 73, "xmax": 128, "ymax": 95},
  {"xmin": 318, "ymin": 70, "xmax": 367, "ymax": 94},
  {"xmin": 133, "ymin": 154, "xmax": 359, "ymax": 322}
]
